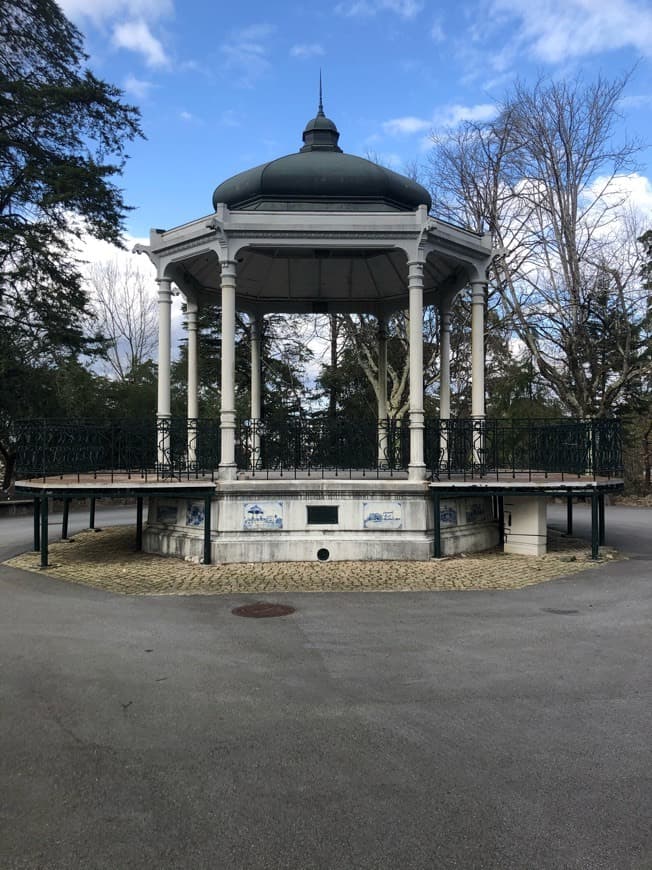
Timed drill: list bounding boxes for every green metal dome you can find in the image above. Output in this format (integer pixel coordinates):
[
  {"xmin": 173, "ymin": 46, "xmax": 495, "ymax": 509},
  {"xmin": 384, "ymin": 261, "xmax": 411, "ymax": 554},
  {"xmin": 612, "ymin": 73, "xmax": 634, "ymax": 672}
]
[{"xmin": 211, "ymin": 102, "xmax": 432, "ymax": 213}]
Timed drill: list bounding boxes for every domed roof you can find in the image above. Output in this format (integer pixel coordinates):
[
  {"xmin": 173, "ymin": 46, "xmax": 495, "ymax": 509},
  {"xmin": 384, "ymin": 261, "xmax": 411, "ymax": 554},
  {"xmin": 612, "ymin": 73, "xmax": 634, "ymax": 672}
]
[{"xmin": 212, "ymin": 101, "xmax": 432, "ymax": 213}]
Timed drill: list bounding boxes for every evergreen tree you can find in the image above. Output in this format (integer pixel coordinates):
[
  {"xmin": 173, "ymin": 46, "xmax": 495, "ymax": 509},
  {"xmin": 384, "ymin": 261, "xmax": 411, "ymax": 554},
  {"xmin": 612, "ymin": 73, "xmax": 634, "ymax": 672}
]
[{"xmin": 0, "ymin": 0, "xmax": 143, "ymax": 486}]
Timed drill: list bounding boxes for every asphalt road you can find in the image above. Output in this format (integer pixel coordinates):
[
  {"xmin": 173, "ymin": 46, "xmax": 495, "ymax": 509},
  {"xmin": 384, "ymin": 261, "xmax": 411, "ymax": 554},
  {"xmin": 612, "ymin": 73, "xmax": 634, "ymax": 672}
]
[
  {"xmin": 0, "ymin": 505, "xmax": 650, "ymax": 869},
  {"xmin": 0, "ymin": 504, "xmax": 137, "ymax": 562}
]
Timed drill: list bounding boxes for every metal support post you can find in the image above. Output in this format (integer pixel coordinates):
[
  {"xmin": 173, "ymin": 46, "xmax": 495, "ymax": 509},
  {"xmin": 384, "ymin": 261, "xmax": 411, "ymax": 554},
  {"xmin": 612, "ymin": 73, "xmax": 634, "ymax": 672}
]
[
  {"xmin": 89, "ymin": 496, "xmax": 96, "ymax": 530},
  {"xmin": 498, "ymin": 496, "xmax": 505, "ymax": 546},
  {"xmin": 433, "ymin": 491, "xmax": 441, "ymax": 558},
  {"xmin": 136, "ymin": 497, "xmax": 143, "ymax": 551},
  {"xmin": 40, "ymin": 494, "xmax": 49, "ymax": 569},
  {"xmin": 590, "ymin": 492, "xmax": 599, "ymax": 561},
  {"xmin": 62, "ymin": 497, "xmax": 70, "ymax": 540},
  {"xmin": 203, "ymin": 495, "xmax": 212, "ymax": 565},
  {"xmin": 566, "ymin": 493, "xmax": 573, "ymax": 536},
  {"xmin": 598, "ymin": 493, "xmax": 605, "ymax": 546},
  {"xmin": 33, "ymin": 497, "xmax": 40, "ymax": 551}
]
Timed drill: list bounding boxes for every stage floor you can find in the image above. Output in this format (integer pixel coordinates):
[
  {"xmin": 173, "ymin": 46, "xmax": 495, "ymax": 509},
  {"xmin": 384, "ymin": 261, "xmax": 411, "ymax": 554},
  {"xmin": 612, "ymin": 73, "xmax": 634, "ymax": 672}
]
[{"xmin": 15, "ymin": 470, "xmax": 624, "ymax": 495}]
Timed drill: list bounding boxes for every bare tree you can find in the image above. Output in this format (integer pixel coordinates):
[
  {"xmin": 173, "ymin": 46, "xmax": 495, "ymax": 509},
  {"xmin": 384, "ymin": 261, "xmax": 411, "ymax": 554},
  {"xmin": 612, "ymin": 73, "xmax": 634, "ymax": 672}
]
[
  {"xmin": 337, "ymin": 309, "xmax": 441, "ymax": 419},
  {"xmin": 428, "ymin": 73, "xmax": 648, "ymax": 418},
  {"xmin": 88, "ymin": 259, "xmax": 158, "ymax": 381}
]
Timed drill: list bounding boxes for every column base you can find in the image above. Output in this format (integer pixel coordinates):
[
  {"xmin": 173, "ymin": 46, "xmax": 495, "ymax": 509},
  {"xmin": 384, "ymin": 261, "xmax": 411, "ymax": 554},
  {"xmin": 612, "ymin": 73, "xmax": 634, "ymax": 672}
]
[
  {"xmin": 408, "ymin": 464, "xmax": 427, "ymax": 482},
  {"xmin": 219, "ymin": 464, "xmax": 238, "ymax": 482}
]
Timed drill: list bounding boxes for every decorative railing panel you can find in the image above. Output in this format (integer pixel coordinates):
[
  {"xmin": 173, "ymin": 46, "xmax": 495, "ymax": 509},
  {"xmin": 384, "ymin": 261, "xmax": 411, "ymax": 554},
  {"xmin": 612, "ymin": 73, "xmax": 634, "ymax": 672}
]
[
  {"xmin": 14, "ymin": 418, "xmax": 220, "ymax": 481},
  {"xmin": 236, "ymin": 417, "xmax": 409, "ymax": 477},
  {"xmin": 428, "ymin": 418, "xmax": 623, "ymax": 481},
  {"xmin": 14, "ymin": 416, "xmax": 622, "ymax": 481}
]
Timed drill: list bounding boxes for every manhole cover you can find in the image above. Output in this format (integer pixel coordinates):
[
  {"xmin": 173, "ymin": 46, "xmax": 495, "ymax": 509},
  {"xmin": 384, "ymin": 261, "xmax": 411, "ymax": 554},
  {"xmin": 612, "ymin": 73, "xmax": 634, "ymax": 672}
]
[
  {"xmin": 542, "ymin": 608, "xmax": 579, "ymax": 615},
  {"xmin": 232, "ymin": 602, "xmax": 295, "ymax": 618}
]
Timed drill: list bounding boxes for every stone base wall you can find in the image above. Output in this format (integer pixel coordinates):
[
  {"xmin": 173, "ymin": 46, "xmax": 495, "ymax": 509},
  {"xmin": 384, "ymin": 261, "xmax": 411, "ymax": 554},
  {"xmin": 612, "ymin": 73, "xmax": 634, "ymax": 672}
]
[
  {"xmin": 503, "ymin": 495, "xmax": 547, "ymax": 556},
  {"xmin": 143, "ymin": 481, "xmax": 500, "ymax": 564}
]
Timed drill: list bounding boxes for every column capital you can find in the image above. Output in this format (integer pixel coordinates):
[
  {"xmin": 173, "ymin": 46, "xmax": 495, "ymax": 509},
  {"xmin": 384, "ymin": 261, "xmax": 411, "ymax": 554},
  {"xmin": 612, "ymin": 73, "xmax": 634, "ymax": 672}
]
[
  {"xmin": 470, "ymin": 280, "xmax": 487, "ymax": 302},
  {"xmin": 407, "ymin": 259, "xmax": 425, "ymax": 274},
  {"xmin": 220, "ymin": 259, "xmax": 237, "ymax": 281},
  {"xmin": 156, "ymin": 277, "xmax": 172, "ymax": 302}
]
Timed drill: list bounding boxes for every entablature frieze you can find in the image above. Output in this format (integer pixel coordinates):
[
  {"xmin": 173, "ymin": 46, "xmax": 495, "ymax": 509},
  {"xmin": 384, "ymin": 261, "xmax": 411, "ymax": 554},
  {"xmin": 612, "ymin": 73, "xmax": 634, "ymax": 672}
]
[{"xmin": 147, "ymin": 212, "xmax": 495, "ymax": 289}]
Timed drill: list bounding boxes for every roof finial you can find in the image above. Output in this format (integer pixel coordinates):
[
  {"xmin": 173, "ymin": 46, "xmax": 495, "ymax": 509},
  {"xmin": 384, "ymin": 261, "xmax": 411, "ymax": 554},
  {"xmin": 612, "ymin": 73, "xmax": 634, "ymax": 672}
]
[{"xmin": 318, "ymin": 69, "xmax": 324, "ymax": 117}]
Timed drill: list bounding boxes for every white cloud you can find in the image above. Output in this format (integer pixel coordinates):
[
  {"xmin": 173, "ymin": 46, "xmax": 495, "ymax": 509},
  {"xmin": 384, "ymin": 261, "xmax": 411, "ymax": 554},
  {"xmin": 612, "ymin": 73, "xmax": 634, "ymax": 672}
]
[
  {"xmin": 60, "ymin": 0, "xmax": 173, "ymax": 72},
  {"xmin": 383, "ymin": 103, "xmax": 497, "ymax": 137},
  {"xmin": 430, "ymin": 18, "xmax": 445, "ymax": 42},
  {"xmin": 124, "ymin": 75, "xmax": 154, "ymax": 100},
  {"xmin": 619, "ymin": 94, "xmax": 652, "ymax": 110},
  {"xmin": 437, "ymin": 103, "xmax": 497, "ymax": 126},
  {"xmin": 220, "ymin": 24, "xmax": 275, "ymax": 87},
  {"xmin": 73, "ymin": 232, "xmax": 152, "ymax": 272},
  {"xmin": 490, "ymin": 0, "xmax": 652, "ymax": 62},
  {"xmin": 383, "ymin": 116, "xmax": 432, "ymax": 136},
  {"xmin": 335, "ymin": 0, "xmax": 423, "ymax": 19},
  {"xmin": 178, "ymin": 110, "xmax": 204, "ymax": 125},
  {"xmin": 72, "ymin": 232, "xmax": 187, "ymax": 359},
  {"xmin": 290, "ymin": 43, "xmax": 325, "ymax": 58},
  {"xmin": 590, "ymin": 172, "xmax": 652, "ymax": 218},
  {"xmin": 113, "ymin": 19, "xmax": 168, "ymax": 67}
]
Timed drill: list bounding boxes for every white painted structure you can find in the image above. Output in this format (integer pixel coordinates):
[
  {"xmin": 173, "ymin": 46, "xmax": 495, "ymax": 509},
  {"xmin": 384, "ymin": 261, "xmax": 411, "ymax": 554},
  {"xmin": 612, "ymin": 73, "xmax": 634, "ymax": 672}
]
[
  {"xmin": 136, "ymin": 101, "xmax": 501, "ymax": 563},
  {"xmin": 503, "ymin": 495, "xmax": 547, "ymax": 556}
]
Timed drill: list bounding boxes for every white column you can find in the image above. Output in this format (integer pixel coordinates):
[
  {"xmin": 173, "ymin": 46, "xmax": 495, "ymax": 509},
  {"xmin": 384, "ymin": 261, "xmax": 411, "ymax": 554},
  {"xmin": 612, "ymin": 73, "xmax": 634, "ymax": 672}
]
[
  {"xmin": 377, "ymin": 315, "xmax": 388, "ymax": 466},
  {"xmin": 219, "ymin": 261, "xmax": 237, "ymax": 480},
  {"xmin": 250, "ymin": 313, "xmax": 262, "ymax": 469},
  {"xmin": 408, "ymin": 260, "xmax": 426, "ymax": 481},
  {"xmin": 439, "ymin": 302, "xmax": 451, "ymax": 420},
  {"xmin": 471, "ymin": 281, "xmax": 486, "ymax": 419},
  {"xmin": 186, "ymin": 299, "xmax": 199, "ymax": 465},
  {"xmin": 156, "ymin": 277, "xmax": 172, "ymax": 470},
  {"xmin": 471, "ymin": 280, "xmax": 487, "ymax": 469},
  {"xmin": 439, "ymin": 300, "xmax": 452, "ymax": 467}
]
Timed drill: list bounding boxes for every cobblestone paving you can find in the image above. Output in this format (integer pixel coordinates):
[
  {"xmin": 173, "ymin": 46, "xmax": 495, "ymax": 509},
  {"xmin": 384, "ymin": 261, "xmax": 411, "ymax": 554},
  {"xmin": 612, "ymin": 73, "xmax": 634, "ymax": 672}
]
[{"xmin": 4, "ymin": 526, "xmax": 621, "ymax": 596}]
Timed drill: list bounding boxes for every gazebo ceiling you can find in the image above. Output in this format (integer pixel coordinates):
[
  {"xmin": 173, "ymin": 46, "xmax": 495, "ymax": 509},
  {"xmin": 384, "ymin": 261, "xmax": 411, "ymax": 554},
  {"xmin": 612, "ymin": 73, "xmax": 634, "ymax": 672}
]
[{"xmin": 169, "ymin": 246, "xmax": 469, "ymax": 314}]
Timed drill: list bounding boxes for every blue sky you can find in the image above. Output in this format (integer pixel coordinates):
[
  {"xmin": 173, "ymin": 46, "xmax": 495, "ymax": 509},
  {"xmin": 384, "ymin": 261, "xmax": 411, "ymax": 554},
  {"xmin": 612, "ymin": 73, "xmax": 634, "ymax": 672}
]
[{"xmin": 58, "ymin": 0, "xmax": 652, "ymax": 238}]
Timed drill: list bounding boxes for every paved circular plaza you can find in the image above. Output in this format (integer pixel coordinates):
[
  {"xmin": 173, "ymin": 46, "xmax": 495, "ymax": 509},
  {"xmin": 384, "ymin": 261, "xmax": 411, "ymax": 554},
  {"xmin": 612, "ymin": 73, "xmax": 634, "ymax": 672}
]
[{"xmin": 6, "ymin": 524, "xmax": 619, "ymax": 595}]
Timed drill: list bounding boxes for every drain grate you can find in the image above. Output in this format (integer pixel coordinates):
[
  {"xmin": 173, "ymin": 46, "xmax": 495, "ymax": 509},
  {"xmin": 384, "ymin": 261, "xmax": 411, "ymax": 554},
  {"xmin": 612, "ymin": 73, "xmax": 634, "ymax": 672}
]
[
  {"xmin": 542, "ymin": 608, "xmax": 579, "ymax": 615},
  {"xmin": 232, "ymin": 602, "xmax": 295, "ymax": 618}
]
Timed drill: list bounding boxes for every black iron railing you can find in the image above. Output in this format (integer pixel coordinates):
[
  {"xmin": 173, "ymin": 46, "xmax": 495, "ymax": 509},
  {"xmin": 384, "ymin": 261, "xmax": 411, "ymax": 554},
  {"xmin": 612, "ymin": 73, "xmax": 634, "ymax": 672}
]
[
  {"xmin": 427, "ymin": 418, "xmax": 623, "ymax": 481},
  {"xmin": 236, "ymin": 417, "xmax": 409, "ymax": 477},
  {"xmin": 14, "ymin": 416, "xmax": 622, "ymax": 481},
  {"xmin": 14, "ymin": 418, "xmax": 220, "ymax": 482}
]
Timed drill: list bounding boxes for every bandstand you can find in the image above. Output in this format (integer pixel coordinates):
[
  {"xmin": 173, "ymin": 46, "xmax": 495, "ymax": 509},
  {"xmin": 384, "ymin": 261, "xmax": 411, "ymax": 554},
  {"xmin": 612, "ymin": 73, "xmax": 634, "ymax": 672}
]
[
  {"xmin": 140, "ymin": 99, "xmax": 499, "ymax": 563},
  {"xmin": 14, "ymin": 99, "xmax": 624, "ymax": 565}
]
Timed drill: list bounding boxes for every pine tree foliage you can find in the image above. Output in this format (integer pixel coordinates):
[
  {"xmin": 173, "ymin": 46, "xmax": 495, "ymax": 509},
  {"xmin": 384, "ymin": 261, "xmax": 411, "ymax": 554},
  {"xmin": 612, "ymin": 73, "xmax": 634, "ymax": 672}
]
[{"xmin": 0, "ymin": 0, "xmax": 143, "ymax": 487}]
